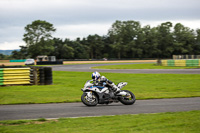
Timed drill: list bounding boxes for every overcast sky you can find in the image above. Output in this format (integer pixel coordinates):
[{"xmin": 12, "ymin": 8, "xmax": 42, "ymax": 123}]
[{"xmin": 0, "ymin": 0, "xmax": 200, "ymax": 50}]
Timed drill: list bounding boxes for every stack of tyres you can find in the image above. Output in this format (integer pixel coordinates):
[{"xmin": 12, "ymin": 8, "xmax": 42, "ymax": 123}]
[
  {"xmin": 39, "ymin": 67, "xmax": 45, "ymax": 85},
  {"xmin": 37, "ymin": 68, "xmax": 40, "ymax": 84},
  {"xmin": 44, "ymin": 67, "xmax": 53, "ymax": 85},
  {"xmin": 29, "ymin": 68, "xmax": 33, "ymax": 84},
  {"xmin": 0, "ymin": 67, "xmax": 53, "ymax": 86},
  {"xmin": 30, "ymin": 67, "xmax": 40, "ymax": 85},
  {"xmin": 30, "ymin": 67, "xmax": 53, "ymax": 85}
]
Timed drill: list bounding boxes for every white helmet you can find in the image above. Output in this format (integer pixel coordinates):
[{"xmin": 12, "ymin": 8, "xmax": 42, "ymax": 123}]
[
  {"xmin": 92, "ymin": 71, "xmax": 100, "ymax": 80},
  {"xmin": 100, "ymin": 76, "xmax": 107, "ymax": 82}
]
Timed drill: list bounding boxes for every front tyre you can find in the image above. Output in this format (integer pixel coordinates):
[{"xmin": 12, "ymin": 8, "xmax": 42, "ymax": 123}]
[
  {"xmin": 119, "ymin": 90, "xmax": 136, "ymax": 105},
  {"xmin": 81, "ymin": 92, "xmax": 98, "ymax": 106}
]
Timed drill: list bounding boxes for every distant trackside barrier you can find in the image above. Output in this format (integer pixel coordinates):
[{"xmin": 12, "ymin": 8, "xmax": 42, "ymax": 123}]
[
  {"xmin": 0, "ymin": 67, "xmax": 52, "ymax": 86},
  {"xmin": 161, "ymin": 59, "xmax": 200, "ymax": 67},
  {"xmin": 36, "ymin": 61, "xmax": 63, "ymax": 65},
  {"xmin": 10, "ymin": 59, "xmax": 26, "ymax": 62}
]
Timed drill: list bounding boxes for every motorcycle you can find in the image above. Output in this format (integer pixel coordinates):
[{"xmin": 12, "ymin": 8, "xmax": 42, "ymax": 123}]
[{"xmin": 81, "ymin": 80, "xmax": 136, "ymax": 106}]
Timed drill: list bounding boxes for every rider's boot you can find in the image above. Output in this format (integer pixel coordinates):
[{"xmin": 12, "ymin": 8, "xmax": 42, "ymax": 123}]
[{"xmin": 111, "ymin": 83, "xmax": 120, "ymax": 94}]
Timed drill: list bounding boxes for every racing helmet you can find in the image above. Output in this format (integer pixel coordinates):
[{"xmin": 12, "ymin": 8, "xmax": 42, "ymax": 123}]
[
  {"xmin": 100, "ymin": 76, "xmax": 107, "ymax": 82},
  {"xmin": 92, "ymin": 71, "xmax": 101, "ymax": 80}
]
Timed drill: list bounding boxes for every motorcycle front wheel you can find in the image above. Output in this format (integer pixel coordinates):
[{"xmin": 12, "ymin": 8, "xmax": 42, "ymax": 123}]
[
  {"xmin": 119, "ymin": 90, "xmax": 136, "ymax": 105},
  {"xmin": 81, "ymin": 92, "xmax": 98, "ymax": 106}
]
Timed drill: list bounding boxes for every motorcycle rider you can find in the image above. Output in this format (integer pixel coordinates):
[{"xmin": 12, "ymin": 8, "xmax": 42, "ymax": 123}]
[{"xmin": 91, "ymin": 71, "xmax": 120, "ymax": 93}]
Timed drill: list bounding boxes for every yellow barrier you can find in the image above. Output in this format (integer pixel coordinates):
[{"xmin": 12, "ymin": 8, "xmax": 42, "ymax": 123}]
[
  {"xmin": 161, "ymin": 59, "xmax": 200, "ymax": 66},
  {"xmin": 3, "ymin": 79, "xmax": 30, "ymax": 82},
  {"xmin": 3, "ymin": 76, "xmax": 30, "ymax": 80},
  {"xmin": 3, "ymin": 81, "xmax": 30, "ymax": 85},
  {"xmin": 2, "ymin": 73, "xmax": 30, "ymax": 76},
  {"xmin": 3, "ymin": 68, "xmax": 30, "ymax": 74},
  {"xmin": 174, "ymin": 60, "xmax": 186, "ymax": 66},
  {"xmin": 3, "ymin": 68, "xmax": 30, "ymax": 71},
  {"xmin": 1, "ymin": 67, "xmax": 52, "ymax": 86},
  {"xmin": 0, "ymin": 67, "xmax": 31, "ymax": 86},
  {"xmin": 161, "ymin": 60, "xmax": 168, "ymax": 66},
  {"xmin": 3, "ymin": 71, "xmax": 30, "ymax": 74}
]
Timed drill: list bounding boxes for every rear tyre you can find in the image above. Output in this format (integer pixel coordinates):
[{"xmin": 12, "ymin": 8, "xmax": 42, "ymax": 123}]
[
  {"xmin": 81, "ymin": 92, "xmax": 98, "ymax": 106},
  {"xmin": 119, "ymin": 90, "xmax": 136, "ymax": 105}
]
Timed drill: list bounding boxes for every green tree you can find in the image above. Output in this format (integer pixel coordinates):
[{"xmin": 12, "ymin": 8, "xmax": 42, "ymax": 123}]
[
  {"xmin": 11, "ymin": 46, "xmax": 28, "ymax": 59},
  {"xmin": 108, "ymin": 20, "xmax": 141, "ymax": 59},
  {"xmin": 142, "ymin": 26, "xmax": 160, "ymax": 58},
  {"xmin": 101, "ymin": 36, "xmax": 112, "ymax": 58},
  {"xmin": 194, "ymin": 29, "xmax": 200, "ymax": 54},
  {"xmin": 11, "ymin": 50, "xmax": 22, "ymax": 59},
  {"xmin": 173, "ymin": 23, "xmax": 196, "ymax": 55},
  {"xmin": 86, "ymin": 34, "xmax": 104, "ymax": 59},
  {"xmin": 108, "ymin": 20, "xmax": 125, "ymax": 59},
  {"xmin": 28, "ymin": 39, "xmax": 55, "ymax": 58},
  {"xmin": 53, "ymin": 38, "xmax": 74, "ymax": 59},
  {"xmin": 23, "ymin": 20, "xmax": 56, "ymax": 46},
  {"xmin": 157, "ymin": 22, "xmax": 174, "ymax": 58},
  {"xmin": 68, "ymin": 40, "xmax": 88, "ymax": 59},
  {"xmin": 0, "ymin": 53, "xmax": 5, "ymax": 59},
  {"xmin": 23, "ymin": 20, "xmax": 56, "ymax": 58}
]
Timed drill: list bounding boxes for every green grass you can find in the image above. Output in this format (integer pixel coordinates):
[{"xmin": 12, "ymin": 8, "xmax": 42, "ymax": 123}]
[
  {"xmin": 0, "ymin": 111, "xmax": 199, "ymax": 133},
  {"xmin": 92, "ymin": 63, "xmax": 200, "ymax": 69},
  {"xmin": 0, "ymin": 71, "xmax": 200, "ymax": 104}
]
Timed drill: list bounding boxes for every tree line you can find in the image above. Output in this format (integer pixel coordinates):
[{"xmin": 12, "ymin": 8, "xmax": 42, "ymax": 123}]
[{"xmin": 4, "ymin": 20, "xmax": 200, "ymax": 60}]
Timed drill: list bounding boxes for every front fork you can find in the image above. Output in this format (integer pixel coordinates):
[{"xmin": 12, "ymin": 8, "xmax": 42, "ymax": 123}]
[
  {"xmin": 86, "ymin": 91, "xmax": 93, "ymax": 98},
  {"xmin": 85, "ymin": 91, "xmax": 95, "ymax": 102}
]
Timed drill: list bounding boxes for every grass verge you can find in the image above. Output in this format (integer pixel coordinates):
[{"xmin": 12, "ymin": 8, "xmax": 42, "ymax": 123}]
[
  {"xmin": 0, "ymin": 71, "xmax": 200, "ymax": 104},
  {"xmin": 92, "ymin": 63, "xmax": 200, "ymax": 69},
  {"xmin": 0, "ymin": 110, "xmax": 199, "ymax": 133}
]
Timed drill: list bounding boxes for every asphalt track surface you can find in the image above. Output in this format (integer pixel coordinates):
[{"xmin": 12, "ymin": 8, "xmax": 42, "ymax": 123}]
[
  {"xmin": 0, "ymin": 97, "xmax": 200, "ymax": 120},
  {"xmin": 52, "ymin": 63, "xmax": 200, "ymax": 74},
  {"xmin": 0, "ymin": 63, "xmax": 199, "ymax": 120}
]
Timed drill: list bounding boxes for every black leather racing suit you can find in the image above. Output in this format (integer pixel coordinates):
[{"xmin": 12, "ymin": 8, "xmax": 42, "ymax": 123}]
[{"xmin": 93, "ymin": 76, "xmax": 119, "ymax": 92}]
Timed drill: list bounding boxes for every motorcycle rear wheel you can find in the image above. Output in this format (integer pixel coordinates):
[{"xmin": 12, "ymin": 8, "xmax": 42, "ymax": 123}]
[
  {"xmin": 119, "ymin": 90, "xmax": 136, "ymax": 105},
  {"xmin": 81, "ymin": 92, "xmax": 98, "ymax": 106}
]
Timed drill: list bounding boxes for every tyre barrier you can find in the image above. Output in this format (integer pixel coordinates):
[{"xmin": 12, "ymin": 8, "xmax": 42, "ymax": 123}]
[
  {"xmin": 0, "ymin": 68, "xmax": 31, "ymax": 85},
  {"xmin": 30, "ymin": 67, "xmax": 53, "ymax": 85},
  {"xmin": 161, "ymin": 59, "xmax": 200, "ymax": 66},
  {"xmin": 36, "ymin": 61, "xmax": 63, "ymax": 65},
  {"xmin": 0, "ymin": 67, "xmax": 53, "ymax": 86}
]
